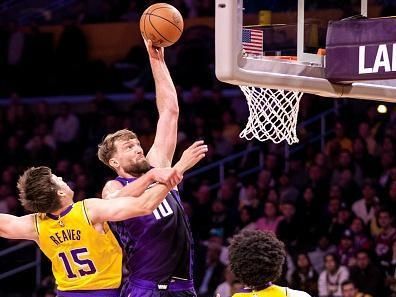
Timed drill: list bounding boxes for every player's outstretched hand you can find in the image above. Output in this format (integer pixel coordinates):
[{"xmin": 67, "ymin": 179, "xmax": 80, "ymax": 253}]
[
  {"xmin": 144, "ymin": 39, "xmax": 164, "ymax": 62},
  {"xmin": 174, "ymin": 140, "xmax": 208, "ymax": 173},
  {"xmin": 150, "ymin": 167, "xmax": 183, "ymax": 190}
]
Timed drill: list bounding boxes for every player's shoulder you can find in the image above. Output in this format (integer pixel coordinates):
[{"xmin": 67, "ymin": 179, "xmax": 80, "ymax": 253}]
[
  {"xmin": 285, "ymin": 287, "xmax": 311, "ymax": 297},
  {"xmin": 102, "ymin": 179, "xmax": 123, "ymax": 199},
  {"xmin": 104, "ymin": 179, "xmax": 123, "ymax": 188}
]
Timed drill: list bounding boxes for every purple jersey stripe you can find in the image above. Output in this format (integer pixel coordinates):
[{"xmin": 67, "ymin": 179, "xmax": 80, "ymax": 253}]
[{"xmin": 56, "ymin": 289, "xmax": 119, "ymax": 297}]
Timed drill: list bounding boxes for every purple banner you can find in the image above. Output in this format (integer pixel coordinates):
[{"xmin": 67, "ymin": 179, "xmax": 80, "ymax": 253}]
[{"xmin": 326, "ymin": 17, "xmax": 396, "ymax": 82}]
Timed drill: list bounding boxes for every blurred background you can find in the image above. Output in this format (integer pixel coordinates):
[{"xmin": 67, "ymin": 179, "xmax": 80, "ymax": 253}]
[{"xmin": 0, "ymin": 1, "xmax": 395, "ymax": 297}]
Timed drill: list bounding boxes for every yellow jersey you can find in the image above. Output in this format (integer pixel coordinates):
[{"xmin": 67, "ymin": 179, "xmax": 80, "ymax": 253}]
[
  {"xmin": 233, "ymin": 285, "xmax": 310, "ymax": 297},
  {"xmin": 35, "ymin": 201, "xmax": 122, "ymax": 292}
]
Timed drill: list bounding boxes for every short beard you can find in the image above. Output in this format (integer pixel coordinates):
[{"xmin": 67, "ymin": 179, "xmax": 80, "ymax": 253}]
[{"xmin": 124, "ymin": 160, "xmax": 151, "ymax": 176}]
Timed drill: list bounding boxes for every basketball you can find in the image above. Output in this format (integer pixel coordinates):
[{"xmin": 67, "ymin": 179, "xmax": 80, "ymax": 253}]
[{"xmin": 140, "ymin": 3, "xmax": 184, "ymax": 47}]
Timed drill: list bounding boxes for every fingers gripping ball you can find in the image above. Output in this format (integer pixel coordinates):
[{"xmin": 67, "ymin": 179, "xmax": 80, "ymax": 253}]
[{"xmin": 140, "ymin": 3, "xmax": 184, "ymax": 47}]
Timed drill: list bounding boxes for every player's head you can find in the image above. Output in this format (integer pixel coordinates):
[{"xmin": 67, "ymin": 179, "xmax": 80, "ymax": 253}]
[
  {"xmin": 97, "ymin": 129, "xmax": 150, "ymax": 176},
  {"xmin": 341, "ymin": 280, "xmax": 358, "ymax": 297},
  {"xmin": 229, "ymin": 230, "xmax": 285, "ymax": 289},
  {"xmin": 17, "ymin": 166, "xmax": 73, "ymax": 213}
]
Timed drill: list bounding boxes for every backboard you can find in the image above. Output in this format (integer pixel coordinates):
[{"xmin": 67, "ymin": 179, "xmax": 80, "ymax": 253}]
[{"xmin": 215, "ymin": 0, "xmax": 396, "ymax": 103}]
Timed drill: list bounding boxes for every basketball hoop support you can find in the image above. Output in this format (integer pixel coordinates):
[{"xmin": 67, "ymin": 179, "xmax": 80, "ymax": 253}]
[{"xmin": 297, "ymin": 0, "xmax": 367, "ymax": 65}]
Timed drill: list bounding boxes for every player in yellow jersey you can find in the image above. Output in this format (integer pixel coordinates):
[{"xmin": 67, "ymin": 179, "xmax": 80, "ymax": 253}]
[
  {"xmin": 228, "ymin": 230, "xmax": 311, "ymax": 297},
  {"xmin": 0, "ymin": 141, "xmax": 207, "ymax": 297}
]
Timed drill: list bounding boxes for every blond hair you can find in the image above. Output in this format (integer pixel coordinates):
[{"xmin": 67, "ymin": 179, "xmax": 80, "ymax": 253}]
[{"xmin": 97, "ymin": 129, "xmax": 137, "ymax": 169}]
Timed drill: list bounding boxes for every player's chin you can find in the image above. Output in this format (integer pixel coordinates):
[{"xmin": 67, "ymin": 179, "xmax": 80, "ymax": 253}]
[{"xmin": 140, "ymin": 160, "xmax": 151, "ymax": 171}]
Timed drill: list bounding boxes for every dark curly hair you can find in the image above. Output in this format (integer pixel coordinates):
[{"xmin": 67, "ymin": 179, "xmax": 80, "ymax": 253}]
[{"xmin": 229, "ymin": 230, "xmax": 286, "ymax": 289}]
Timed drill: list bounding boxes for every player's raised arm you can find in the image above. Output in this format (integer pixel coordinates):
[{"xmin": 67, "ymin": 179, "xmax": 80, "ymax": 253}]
[
  {"xmin": 144, "ymin": 39, "xmax": 179, "ymax": 168},
  {"xmin": 0, "ymin": 214, "xmax": 38, "ymax": 241}
]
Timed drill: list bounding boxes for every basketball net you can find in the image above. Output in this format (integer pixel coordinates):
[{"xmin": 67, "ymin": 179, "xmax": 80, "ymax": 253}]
[{"xmin": 239, "ymin": 86, "xmax": 303, "ymax": 145}]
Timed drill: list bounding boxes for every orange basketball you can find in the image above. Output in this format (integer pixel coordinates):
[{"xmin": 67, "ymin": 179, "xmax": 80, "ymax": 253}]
[{"xmin": 140, "ymin": 3, "xmax": 184, "ymax": 47}]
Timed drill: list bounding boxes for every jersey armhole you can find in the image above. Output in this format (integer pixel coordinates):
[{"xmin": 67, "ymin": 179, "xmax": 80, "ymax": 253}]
[{"xmin": 82, "ymin": 200, "xmax": 92, "ymax": 226}]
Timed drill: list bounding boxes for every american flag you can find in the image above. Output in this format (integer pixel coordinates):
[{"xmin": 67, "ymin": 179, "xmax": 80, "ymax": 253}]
[{"xmin": 242, "ymin": 28, "xmax": 263, "ymax": 55}]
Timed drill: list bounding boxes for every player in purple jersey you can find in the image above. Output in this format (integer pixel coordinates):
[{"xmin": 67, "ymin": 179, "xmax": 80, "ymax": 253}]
[{"xmin": 97, "ymin": 40, "xmax": 203, "ymax": 297}]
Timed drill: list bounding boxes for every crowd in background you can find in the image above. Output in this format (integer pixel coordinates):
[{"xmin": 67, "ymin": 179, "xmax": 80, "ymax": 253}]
[
  {"xmin": 0, "ymin": 1, "xmax": 395, "ymax": 297},
  {"xmin": 0, "ymin": 0, "xmax": 395, "ymax": 25},
  {"xmin": 0, "ymin": 87, "xmax": 395, "ymax": 297}
]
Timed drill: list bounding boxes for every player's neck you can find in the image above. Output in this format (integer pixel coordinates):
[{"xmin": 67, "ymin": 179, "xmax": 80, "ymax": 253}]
[
  {"xmin": 50, "ymin": 199, "xmax": 73, "ymax": 216},
  {"xmin": 118, "ymin": 169, "xmax": 142, "ymax": 179},
  {"xmin": 119, "ymin": 173, "xmax": 141, "ymax": 179}
]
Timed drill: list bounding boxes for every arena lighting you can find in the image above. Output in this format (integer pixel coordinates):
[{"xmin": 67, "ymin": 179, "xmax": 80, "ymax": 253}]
[{"xmin": 377, "ymin": 104, "xmax": 388, "ymax": 114}]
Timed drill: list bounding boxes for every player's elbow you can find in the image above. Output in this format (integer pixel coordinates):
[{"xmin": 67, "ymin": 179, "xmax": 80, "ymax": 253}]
[
  {"xmin": 130, "ymin": 201, "xmax": 154, "ymax": 216},
  {"xmin": 166, "ymin": 104, "xmax": 179, "ymax": 115},
  {"xmin": 165, "ymin": 94, "xmax": 179, "ymax": 114}
]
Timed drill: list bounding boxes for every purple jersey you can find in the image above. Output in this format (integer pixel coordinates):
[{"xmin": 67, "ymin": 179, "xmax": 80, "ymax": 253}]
[{"xmin": 111, "ymin": 177, "xmax": 193, "ymax": 283}]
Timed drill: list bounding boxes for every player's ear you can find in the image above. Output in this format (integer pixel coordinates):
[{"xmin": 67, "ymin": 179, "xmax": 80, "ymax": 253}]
[
  {"xmin": 109, "ymin": 158, "xmax": 119, "ymax": 169},
  {"xmin": 57, "ymin": 189, "xmax": 67, "ymax": 198}
]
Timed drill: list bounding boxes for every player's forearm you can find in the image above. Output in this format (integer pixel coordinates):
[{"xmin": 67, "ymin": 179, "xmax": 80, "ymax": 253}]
[
  {"xmin": 0, "ymin": 214, "xmax": 9, "ymax": 238},
  {"xmin": 173, "ymin": 161, "xmax": 188, "ymax": 175},
  {"xmin": 150, "ymin": 59, "xmax": 179, "ymax": 115},
  {"xmin": 103, "ymin": 183, "xmax": 170, "ymax": 221},
  {"xmin": 0, "ymin": 214, "xmax": 35, "ymax": 240},
  {"xmin": 113, "ymin": 171, "xmax": 155, "ymax": 198},
  {"xmin": 137, "ymin": 183, "xmax": 171, "ymax": 212}
]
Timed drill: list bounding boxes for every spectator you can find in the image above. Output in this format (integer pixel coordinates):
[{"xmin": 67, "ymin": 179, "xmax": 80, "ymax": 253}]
[
  {"xmin": 309, "ymin": 235, "xmax": 337, "ymax": 274},
  {"xmin": 318, "ymin": 253, "xmax": 349, "ymax": 297},
  {"xmin": 278, "ymin": 173, "xmax": 299, "ymax": 204},
  {"xmin": 196, "ymin": 242, "xmax": 225, "ymax": 297},
  {"xmin": 238, "ymin": 182, "xmax": 259, "ymax": 213},
  {"xmin": 385, "ymin": 180, "xmax": 396, "ymax": 212},
  {"xmin": 349, "ymin": 250, "xmax": 384, "ymax": 296},
  {"xmin": 341, "ymin": 280, "xmax": 372, "ymax": 297},
  {"xmin": 338, "ymin": 169, "xmax": 361, "ymax": 204},
  {"xmin": 357, "ymin": 122, "xmax": 377, "ymax": 156},
  {"xmin": 52, "ymin": 102, "xmax": 80, "ymax": 158},
  {"xmin": 337, "ymin": 230, "xmax": 356, "ymax": 267},
  {"xmin": 276, "ymin": 201, "xmax": 301, "ymax": 251},
  {"xmin": 255, "ymin": 201, "xmax": 283, "ymax": 234},
  {"xmin": 329, "ymin": 205, "xmax": 353, "ymax": 244},
  {"xmin": 307, "ymin": 164, "xmax": 328, "ymax": 199},
  {"xmin": 232, "ymin": 206, "xmax": 256, "ymax": 234},
  {"xmin": 256, "ymin": 169, "xmax": 275, "ymax": 199},
  {"xmin": 321, "ymin": 198, "xmax": 341, "ymax": 237},
  {"xmin": 325, "ymin": 121, "xmax": 353, "ymax": 155},
  {"xmin": 352, "ymin": 180, "xmax": 379, "ymax": 225},
  {"xmin": 7, "ymin": 22, "xmax": 26, "ymax": 66},
  {"xmin": 297, "ymin": 187, "xmax": 321, "ymax": 247},
  {"xmin": 374, "ymin": 209, "xmax": 396, "ymax": 268},
  {"xmin": 215, "ymin": 266, "xmax": 235, "ymax": 297},
  {"xmin": 291, "ymin": 252, "xmax": 319, "ymax": 296},
  {"xmin": 352, "ymin": 137, "xmax": 378, "ymax": 179},
  {"xmin": 383, "ymin": 241, "xmax": 396, "ymax": 296},
  {"xmin": 331, "ymin": 150, "xmax": 363, "ymax": 187},
  {"xmin": 191, "ymin": 183, "xmax": 212, "ymax": 240},
  {"xmin": 349, "ymin": 217, "xmax": 372, "ymax": 251}
]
